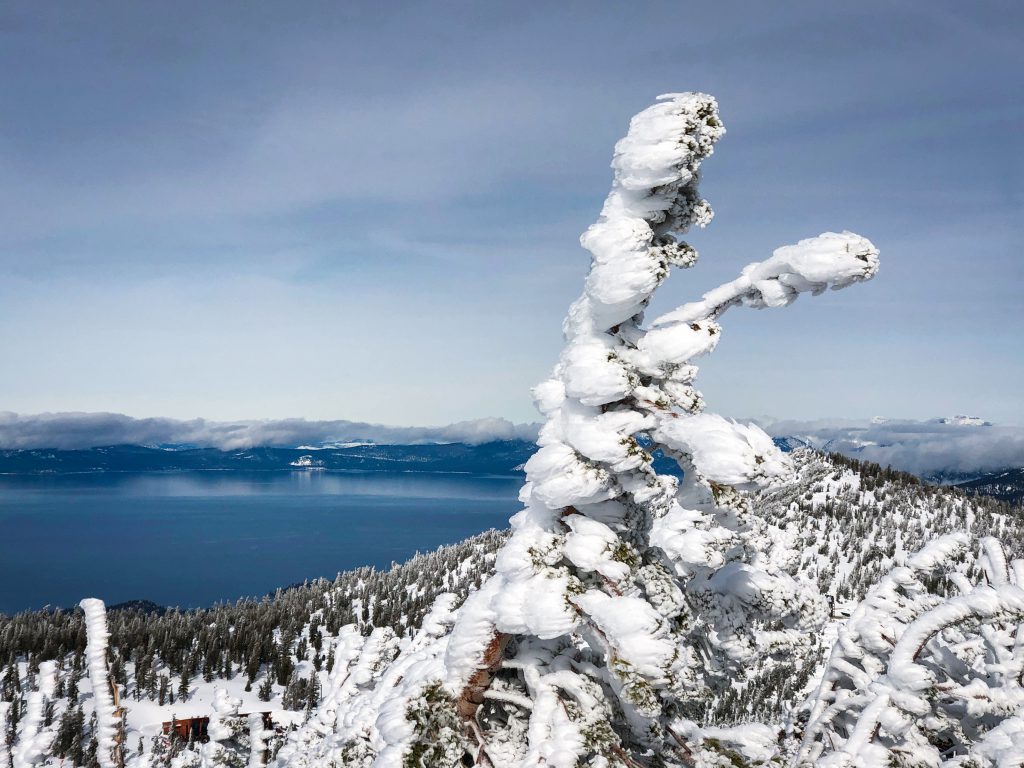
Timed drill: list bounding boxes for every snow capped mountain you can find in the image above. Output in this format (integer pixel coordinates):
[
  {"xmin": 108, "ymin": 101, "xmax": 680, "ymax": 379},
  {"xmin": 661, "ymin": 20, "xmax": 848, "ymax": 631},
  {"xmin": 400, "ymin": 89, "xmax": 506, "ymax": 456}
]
[
  {"xmin": 936, "ymin": 415, "xmax": 992, "ymax": 426},
  {"xmin": 759, "ymin": 416, "xmax": 1024, "ymax": 480},
  {"xmin": 772, "ymin": 435, "xmax": 813, "ymax": 452},
  {"xmin": 0, "ymin": 412, "xmax": 539, "ymax": 452}
]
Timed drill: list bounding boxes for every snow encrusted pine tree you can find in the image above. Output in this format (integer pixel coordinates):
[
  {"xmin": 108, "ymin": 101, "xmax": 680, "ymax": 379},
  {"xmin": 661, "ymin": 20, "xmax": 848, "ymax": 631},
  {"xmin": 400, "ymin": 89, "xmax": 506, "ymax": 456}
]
[
  {"xmin": 10, "ymin": 660, "xmax": 57, "ymax": 768},
  {"xmin": 799, "ymin": 534, "xmax": 1024, "ymax": 766},
  {"xmin": 81, "ymin": 598, "xmax": 123, "ymax": 768},
  {"xmin": 436, "ymin": 93, "xmax": 878, "ymax": 766},
  {"xmin": 296, "ymin": 92, "xmax": 876, "ymax": 768}
]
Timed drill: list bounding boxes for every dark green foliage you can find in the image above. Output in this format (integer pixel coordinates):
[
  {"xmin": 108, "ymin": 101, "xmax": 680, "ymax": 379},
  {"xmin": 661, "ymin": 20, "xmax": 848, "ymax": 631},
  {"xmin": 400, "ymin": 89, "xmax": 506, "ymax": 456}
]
[
  {"xmin": 0, "ymin": 529, "xmax": 508, "ymax": 708},
  {"xmin": 53, "ymin": 704, "xmax": 86, "ymax": 762},
  {"xmin": 402, "ymin": 682, "xmax": 467, "ymax": 768}
]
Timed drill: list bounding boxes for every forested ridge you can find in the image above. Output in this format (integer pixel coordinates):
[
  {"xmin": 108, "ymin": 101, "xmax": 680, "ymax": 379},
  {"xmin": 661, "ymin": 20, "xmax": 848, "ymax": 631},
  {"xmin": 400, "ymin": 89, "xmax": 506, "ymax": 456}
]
[{"xmin": 2, "ymin": 453, "xmax": 1019, "ymax": 765}]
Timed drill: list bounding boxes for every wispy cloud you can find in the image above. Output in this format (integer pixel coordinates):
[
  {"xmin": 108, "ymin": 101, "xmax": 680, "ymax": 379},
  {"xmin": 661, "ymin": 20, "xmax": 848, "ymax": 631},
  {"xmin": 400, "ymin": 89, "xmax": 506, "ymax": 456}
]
[
  {"xmin": 0, "ymin": 412, "xmax": 538, "ymax": 451},
  {"xmin": 0, "ymin": 2, "xmax": 1020, "ymax": 426}
]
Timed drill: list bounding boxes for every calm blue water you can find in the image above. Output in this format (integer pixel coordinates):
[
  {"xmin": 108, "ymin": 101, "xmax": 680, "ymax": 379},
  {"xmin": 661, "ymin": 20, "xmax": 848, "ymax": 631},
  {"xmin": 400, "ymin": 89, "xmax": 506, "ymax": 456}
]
[{"xmin": 0, "ymin": 471, "xmax": 522, "ymax": 615}]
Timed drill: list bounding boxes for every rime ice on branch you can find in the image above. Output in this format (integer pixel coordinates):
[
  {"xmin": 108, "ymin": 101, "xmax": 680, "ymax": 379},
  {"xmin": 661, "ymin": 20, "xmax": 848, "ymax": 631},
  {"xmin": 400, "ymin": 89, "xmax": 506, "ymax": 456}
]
[
  {"xmin": 11, "ymin": 661, "xmax": 56, "ymax": 768},
  {"xmin": 80, "ymin": 598, "xmax": 120, "ymax": 768},
  {"xmin": 426, "ymin": 93, "xmax": 880, "ymax": 765},
  {"xmin": 799, "ymin": 535, "xmax": 1024, "ymax": 767}
]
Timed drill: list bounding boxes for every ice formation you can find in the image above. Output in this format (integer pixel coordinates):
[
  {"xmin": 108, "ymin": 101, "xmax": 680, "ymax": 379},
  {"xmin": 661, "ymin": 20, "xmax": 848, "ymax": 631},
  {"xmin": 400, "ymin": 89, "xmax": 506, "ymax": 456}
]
[
  {"xmin": 10, "ymin": 661, "xmax": 56, "ymax": 768},
  {"xmin": 80, "ymin": 598, "xmax": 120, "ymax": 768},
  {"xmin": 249, "ymin": 713, "xmax": 276, "ymax": 768},
  {"xmin": 264, "ymin": 92, "xmax": 881, "ymax": 766},
  {"xmin": 800, "ymin": 535, "xmax": 1024, "ymax": 766},
  {"xmin": 414, "ymin": 92, "xmax": 878, "ymax": 765}
]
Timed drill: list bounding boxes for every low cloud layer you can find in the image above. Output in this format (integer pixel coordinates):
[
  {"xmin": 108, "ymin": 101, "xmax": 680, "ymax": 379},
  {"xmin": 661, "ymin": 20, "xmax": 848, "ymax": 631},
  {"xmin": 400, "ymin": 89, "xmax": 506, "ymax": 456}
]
[
  {"xmin": 757, "ymin": 417, "xmax": 1024, "ymax": 478},
  {"xmin": 0, "ymin": 412, "xmax": 539, "ymax": 451},
  {"xmin": 4, "ymin": 412, "xmax": 1021, "ymax": 480}
]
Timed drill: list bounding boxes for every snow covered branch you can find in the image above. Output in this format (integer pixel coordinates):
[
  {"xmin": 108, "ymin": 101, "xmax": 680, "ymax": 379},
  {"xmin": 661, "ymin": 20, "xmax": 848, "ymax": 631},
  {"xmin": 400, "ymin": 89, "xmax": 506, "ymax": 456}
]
[
  {"xmin": 799, "ymin": 535, "xmax": 1024, "ymax": 766},
  {"xmin": 650, "ymin": 231, "xmax": 879, "ymax": 330}
]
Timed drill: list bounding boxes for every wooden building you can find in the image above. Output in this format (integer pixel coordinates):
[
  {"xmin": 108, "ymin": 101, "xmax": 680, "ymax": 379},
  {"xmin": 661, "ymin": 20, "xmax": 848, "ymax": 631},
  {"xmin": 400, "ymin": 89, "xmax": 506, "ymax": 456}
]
[{"xmin": 161, "ymin": 712, "xmax": 275, "ymax": 743}]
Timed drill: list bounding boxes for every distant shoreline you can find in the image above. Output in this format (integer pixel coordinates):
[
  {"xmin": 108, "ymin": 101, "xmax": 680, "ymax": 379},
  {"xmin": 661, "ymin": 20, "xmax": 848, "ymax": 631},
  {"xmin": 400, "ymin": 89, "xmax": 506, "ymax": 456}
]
[{"xmin": 0, "ymin": 466, "xmax": 523, "ymax": 478}]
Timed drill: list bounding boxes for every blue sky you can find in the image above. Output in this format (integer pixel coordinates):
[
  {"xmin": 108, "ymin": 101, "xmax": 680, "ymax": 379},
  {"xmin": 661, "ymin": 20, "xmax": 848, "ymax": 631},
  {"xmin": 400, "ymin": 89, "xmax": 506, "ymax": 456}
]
[{"xmin": 1, "ymin": 1, "xmax": 1021, "ymax": 426}]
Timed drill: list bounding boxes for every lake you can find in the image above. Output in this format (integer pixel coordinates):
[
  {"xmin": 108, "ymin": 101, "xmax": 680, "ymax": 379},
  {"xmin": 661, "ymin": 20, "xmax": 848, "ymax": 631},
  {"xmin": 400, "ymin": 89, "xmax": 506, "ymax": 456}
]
[{"xmin": 0, "ymin": 470, "xmax": 522, "ymax": 615}]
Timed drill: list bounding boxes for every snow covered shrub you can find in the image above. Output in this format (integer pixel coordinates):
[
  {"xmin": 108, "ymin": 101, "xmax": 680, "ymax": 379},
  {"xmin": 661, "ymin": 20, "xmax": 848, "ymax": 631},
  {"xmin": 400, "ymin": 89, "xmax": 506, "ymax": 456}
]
[
  {"xmin": 798, "ymin": 534, "xmax": 1024, "ymax": 767},
  {"xmin": 272, "ymin": 598, "xmax": 462, "ymax": 767},
  {"xmin": 404, "ymin": 92, "xmax": 881, "ymax": 766},
  {"xmin": 401, "ymin": 683, "xmax": 467, "ymax": 768},
  {"xmin": 200, "ymin": 689, "xmax": 250, "ymax": 767}
]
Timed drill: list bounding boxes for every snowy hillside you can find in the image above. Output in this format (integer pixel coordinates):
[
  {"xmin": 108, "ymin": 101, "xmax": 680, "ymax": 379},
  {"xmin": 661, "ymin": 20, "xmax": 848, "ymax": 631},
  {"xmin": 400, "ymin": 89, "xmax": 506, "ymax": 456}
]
[
  {"xmin": 957, "ymin": 467, "xmax": 1024, "ymax": 505},
  {"xmin": 762, "ymin": 452, "xmax": 1021, "ymax": 603},
  {"xmin": 0, "ymin": 531, "xmax": 506, "ymax": 767},
  {"xmin": 2, "ymin": 451, "xmax": 1019, "ymax": 766},
  {"xmin": 268, "ymin": 450, "xmax": 1024, "ymax": 766}
]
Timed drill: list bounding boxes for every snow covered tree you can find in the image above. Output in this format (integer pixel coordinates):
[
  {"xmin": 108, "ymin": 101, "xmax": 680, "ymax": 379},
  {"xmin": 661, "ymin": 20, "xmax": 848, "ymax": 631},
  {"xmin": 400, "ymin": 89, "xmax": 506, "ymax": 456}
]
[
  {"xmin": 381, "ymin": 92, "xmax": 880, "ymax": 766},
  {"xmin": 197, "ymin": 688, "xmax": 250, "ymax": 767},
  {"xmin": 80, "ymin": 598, "xmax": 122, "ymax": 768},
  {"xmin": 11, "ymin": 660, "xmax": 57, "ymax": 767},
  {"xmin": 0, "ymin": 700, "xmax": 11, "ymax": 767},
  {"xmin": 798, "ymin": 534, "xmax": 1024, "ymax": 767}
]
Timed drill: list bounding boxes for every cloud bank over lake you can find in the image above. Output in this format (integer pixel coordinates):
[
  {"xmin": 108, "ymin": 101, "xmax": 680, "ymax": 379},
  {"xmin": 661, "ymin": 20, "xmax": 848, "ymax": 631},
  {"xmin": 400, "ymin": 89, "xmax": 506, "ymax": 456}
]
[
  {"xmin": 758, "ymin": 417, "xmax": 1024, "ymax": 477},
  {"xmin": 4, "ymin": 412, "xmax": 1022, "ymax": 479},
  {"xmin": 0, "ymin": 412, "xmax": 538, "ymax": 451}
]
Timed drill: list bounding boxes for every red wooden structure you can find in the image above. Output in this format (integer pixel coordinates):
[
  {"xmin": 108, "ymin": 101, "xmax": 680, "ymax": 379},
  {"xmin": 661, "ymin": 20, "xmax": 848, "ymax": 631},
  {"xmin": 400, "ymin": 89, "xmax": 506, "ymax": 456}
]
[{"xmin": 161, "ymin": 712, "xmax": 274, "ymax": 743}]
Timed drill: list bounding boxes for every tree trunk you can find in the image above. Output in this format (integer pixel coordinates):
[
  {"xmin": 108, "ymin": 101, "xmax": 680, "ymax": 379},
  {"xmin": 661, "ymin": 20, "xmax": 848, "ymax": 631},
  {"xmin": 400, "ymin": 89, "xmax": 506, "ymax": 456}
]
[{"xmin": 456, "ymin": 631, "xmax": 511, "ymax": 720}]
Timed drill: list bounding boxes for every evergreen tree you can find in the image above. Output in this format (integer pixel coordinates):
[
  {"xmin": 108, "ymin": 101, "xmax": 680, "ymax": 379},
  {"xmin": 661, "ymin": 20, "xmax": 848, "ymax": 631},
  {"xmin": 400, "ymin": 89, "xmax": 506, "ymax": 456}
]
[
  {"xmin": 799, "ymin": 535, "xmax": 1024, "ymax": 765},
  {"xmin": 54, "ymin": 704, "xmax": 86, "ymax": 761},
  {"xmin": 178, "ymin": 669, "xmax": 189, "ymax": 702},
  {"xmin": 257, "ymin": 675, "xmax": 273, "ymax": 703},
  {"xmin": 1, "ymin": 664, "xmax": 17, "ymax": 702},
  {"xmin": 427, "ymin": 92, "xmax": 878, "ymax": 765}
]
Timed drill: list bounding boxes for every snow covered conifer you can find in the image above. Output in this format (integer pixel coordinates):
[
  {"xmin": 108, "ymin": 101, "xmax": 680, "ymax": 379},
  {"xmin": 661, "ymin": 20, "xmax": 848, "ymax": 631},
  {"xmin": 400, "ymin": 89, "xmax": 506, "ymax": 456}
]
[
  {"xmin": 0, "ymin": 701, "xmax": 11, "ymax": 767},
  {"xmin": 381, "ymin": 93, "xmax": 880, "ymax": 766},
  {"xmin": 196, "ymin": 688, "xmax": 252, "ymax": 767},
  {"xmin": 80, "ymin": 598, "xmax": 122, "ymax": 768},
  {"xmin": 262, "ymin": 93, "xmax": 879, "ymax": 768},
  {"xmin": 799, "ymin": 534, "xmax": 1024, "ymax": 766},
  {"xmin": 11, "ymin": 660, "xmax": 57, "ymax": 768}
]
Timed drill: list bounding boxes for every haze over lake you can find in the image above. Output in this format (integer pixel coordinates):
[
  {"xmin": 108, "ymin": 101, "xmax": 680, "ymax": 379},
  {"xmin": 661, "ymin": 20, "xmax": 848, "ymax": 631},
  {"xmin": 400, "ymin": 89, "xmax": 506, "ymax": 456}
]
[{"xmin": 0, "ymin": 470, "xmax": 521, "ymax": 614}]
